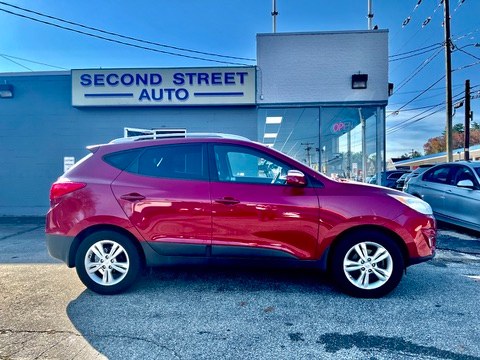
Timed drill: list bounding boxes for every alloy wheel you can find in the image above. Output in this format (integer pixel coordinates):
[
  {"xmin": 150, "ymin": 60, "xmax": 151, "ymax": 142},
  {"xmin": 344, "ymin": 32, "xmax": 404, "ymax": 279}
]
[
  {"xmin": 84, "ymin": 240, "xmax": 130, "ymax": 286},
  {"xmin": 343, "ymin": 241, "xmax": 393, "ymax": 290}
]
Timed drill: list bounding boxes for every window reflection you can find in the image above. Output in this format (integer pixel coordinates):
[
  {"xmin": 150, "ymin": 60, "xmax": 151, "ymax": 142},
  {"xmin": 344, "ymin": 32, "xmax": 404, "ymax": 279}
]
[{"xmin": 258, "ymin": 106, "xmax": 384, "ymax": 182}]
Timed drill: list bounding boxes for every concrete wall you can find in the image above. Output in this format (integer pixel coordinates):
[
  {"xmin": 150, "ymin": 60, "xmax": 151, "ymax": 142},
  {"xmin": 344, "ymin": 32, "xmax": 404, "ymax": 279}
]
[
  {"xmin": 257, "ymin": 30, "xmax": 388, "ymax": 105},
  {"xmin": 0, "ymin": 72, "xmax": 257, "ymax": 215}
]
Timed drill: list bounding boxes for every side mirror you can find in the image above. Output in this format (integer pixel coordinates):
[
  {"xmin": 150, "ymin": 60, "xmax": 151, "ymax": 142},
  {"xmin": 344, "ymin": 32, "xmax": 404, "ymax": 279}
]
[
  {"xmin": 457, "ymin": 179, "xmax": 475, "ymax": 189},
  {"xmin": 286, "ymin": 170, "xmax": 306, "ymax": 187}
]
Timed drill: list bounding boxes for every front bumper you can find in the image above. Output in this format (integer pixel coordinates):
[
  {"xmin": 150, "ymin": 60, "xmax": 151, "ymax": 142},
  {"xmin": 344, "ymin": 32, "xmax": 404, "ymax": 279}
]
[{"xmin": 408, "ymin": 251, "xmax": 436, "ymax": 266}]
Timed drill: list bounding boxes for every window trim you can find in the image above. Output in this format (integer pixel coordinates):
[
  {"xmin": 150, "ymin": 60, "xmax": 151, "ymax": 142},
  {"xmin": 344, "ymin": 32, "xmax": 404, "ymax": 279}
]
[{"xmin": 208, "ymin": 143, "xmax": 312, "ymax": 187}]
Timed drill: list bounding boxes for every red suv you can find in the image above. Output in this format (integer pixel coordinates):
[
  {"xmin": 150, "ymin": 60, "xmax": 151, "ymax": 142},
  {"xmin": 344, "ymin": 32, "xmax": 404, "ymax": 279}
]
[{"xmin": 46, "ymin": 134, "xmax": 436, "ymax": 298}]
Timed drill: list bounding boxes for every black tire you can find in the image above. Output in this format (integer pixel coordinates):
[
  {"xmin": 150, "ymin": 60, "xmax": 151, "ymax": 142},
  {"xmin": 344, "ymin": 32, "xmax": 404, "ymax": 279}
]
[
  {"xmin": 75, "ymin": 231, "xmax": 141, "ymax": 295},
  {"xmin": 330, "ymin": 230, "xmax": 404, "ymax": 298}
]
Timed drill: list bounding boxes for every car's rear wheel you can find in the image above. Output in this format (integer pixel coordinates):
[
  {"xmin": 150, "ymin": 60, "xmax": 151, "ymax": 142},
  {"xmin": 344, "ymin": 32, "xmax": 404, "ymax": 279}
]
[
  {"xmin": 75, "ymin": 231, "xmax": 141, "ymax": 295},
  {"xmin": 331, "ymin": 230, "xmax": 404, "ymax": 298}
]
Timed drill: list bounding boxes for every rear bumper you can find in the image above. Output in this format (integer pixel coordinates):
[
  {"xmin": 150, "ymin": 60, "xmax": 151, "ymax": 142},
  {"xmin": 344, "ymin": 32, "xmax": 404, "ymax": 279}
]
[{"xmin": 46, "ymin": 234, "xmax": 75, "ymax": 267}]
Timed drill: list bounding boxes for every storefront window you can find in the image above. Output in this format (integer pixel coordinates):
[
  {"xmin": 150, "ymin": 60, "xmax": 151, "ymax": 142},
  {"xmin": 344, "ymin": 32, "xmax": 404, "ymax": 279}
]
[{"xmin": 257, "ymin": 106, "xmax": 385, "ymax": 183}]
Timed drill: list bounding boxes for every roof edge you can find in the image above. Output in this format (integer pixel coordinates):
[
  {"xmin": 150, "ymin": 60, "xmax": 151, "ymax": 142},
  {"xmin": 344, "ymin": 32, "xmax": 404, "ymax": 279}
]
[{"xmin": 0, "ymin": 70, "xmax": 70, "ymax": 77}]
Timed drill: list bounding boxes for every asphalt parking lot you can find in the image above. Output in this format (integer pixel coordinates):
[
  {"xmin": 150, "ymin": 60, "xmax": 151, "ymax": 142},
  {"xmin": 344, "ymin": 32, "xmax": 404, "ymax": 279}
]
[{"xmin": 1, "ymin": 217, "xmax": 479, "ymax": 359}]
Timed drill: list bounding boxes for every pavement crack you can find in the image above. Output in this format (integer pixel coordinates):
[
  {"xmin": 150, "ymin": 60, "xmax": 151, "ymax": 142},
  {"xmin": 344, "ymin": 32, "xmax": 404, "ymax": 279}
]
[
  {"xmin": 33, "ymin": 334, "xmax": 69, "ymax": 360},
  {"xmin": 91, "ymin": 333, "xmax": 182, "ymax": 359},
  {"xmin": 0, "ymin": 329, "xmax": 182, "ymax": 359},
  {"xmin": 0, "ymin": 225, "xmax": 43, "ymax": 241},
  {"xmin": 0, "ymin": 329, "xmax": 79, "ymax": 337}
]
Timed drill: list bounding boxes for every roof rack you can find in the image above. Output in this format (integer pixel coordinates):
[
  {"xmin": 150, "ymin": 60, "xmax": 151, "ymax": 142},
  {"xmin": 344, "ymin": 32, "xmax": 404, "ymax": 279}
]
[
  {"xmin": 124, "ymin": 127, "xmax": 187, "ymax": 138},
  {"xmin": 109, "ymin": 128, "xmax": 186, "ymax": 143},
  {"xmin": 109, "ymin": 127, "xmax": 249, "ymax": 144}
]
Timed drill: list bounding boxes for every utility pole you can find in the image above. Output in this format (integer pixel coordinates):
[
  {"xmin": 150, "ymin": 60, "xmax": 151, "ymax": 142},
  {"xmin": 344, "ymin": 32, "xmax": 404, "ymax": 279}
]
[
  {"xmin": 367, "ymin": 0, "xmax": 374, "ymax": 30},
  {"xmin": 465, "ymin": 80, "xmax": 471, "ymax": 161},
  {"xmin": 301, "ymin": 142, "xmax": 313, "ymax": 167},
  {"xmin": 272, "ymin": 0, "xmax": 278, "ymax": 33},
  {"xmin": 444, "ymin": 0, "xmax": 453, "ymax": 162}
]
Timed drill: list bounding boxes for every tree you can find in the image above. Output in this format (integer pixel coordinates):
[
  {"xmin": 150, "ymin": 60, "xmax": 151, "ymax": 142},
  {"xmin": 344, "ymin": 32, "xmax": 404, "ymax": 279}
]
[
  {"xmin": 424, "ymin": 136, "xmax": 445, "ymax": 155},
  {"xmin": 399, "ymin": 150, "xmax": 422, "ymax": 159},
  {"xmin": 424, "ymin": 125, "xmax": 480, "ymax": 155}
]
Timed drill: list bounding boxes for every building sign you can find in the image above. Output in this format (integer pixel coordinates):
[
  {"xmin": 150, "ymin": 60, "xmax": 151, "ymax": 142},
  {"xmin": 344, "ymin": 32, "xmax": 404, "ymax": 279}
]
[
  {"xmin": 331, "ymin": 121, "xmax": 352, "ymax": 134},
  {"xmin": 72, "ymin": 67, "xmax": 256, "ymax": 107},
  {"xmin": 63, "ymin": 156, "xmax": 75, "ymax": 173}
]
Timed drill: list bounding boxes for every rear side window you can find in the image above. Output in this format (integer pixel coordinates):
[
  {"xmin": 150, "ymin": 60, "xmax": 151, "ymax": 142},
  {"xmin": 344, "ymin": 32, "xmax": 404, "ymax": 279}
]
[
  {"xmin": 127, "ymin": 144, "xmax": 208, "ymax": 180},
  {"xmin": 103, "ymin": 149, "xmax": 142, "ymax": 170}
]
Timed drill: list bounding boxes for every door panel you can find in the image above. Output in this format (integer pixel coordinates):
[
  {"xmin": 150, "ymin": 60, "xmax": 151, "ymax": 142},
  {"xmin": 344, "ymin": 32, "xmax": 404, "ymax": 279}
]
[
  {"xmin": 211, "ymin": 182, "xmax": 320, "ymax": 259},
  {"xmin": 444, "ymin": 186, "xmax": 480, "ymax": 227},
  {"xmin": 210, "ymin": 143, "xmax": 319, "ymax": 260},
  {"xmin": 111, "ymin": 143, "xmax": 212, "ymax": 253},
  {"xmin": 443, "ymin": 166, "xmax": 480, "ymax": 226},
  {"xmin": 419, "ymin": 182, "xmax": 447, "ymax": 216},
  {"xmin": 112, "ymin": 175, "xmax": 211, "ymax": 246}
]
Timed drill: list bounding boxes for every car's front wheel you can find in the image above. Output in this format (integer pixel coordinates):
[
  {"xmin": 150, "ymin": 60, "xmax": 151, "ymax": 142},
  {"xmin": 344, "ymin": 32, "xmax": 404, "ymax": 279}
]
[
  {"xmin": 75, "ymin": 231, "xmax": 141, "ymax": 295},
  {"xmin": 331, "ymin": 230, "xmax": 404, "ymax": 298}
]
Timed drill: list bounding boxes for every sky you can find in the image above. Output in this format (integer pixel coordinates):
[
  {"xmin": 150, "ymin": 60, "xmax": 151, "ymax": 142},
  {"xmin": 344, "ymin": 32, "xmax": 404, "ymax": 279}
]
[{"xmin": 0, "ymin": 0, "xmax": 479, "ymax": 158}]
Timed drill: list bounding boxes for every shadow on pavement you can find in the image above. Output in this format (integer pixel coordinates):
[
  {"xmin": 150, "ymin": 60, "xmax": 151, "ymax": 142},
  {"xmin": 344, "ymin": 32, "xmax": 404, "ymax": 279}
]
[
  {"xmin": 437, "ymin": 222, "xmax": 480, "ymax": 255},
  {"xmin": 65, "ymin": 262, "xmax": 444, "ymax": 359}
]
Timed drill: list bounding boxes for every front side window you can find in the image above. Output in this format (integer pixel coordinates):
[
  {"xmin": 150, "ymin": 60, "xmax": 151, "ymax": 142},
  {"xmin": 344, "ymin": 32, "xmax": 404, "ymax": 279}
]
[
  {"xmin": 453, "ymin": 166, "xmax": 477, "ymax": 185},
  {"xmin": 126, "ymin": 144, "xmax": 207, "ymax": 180},
  {"xmin": 213, "ymin": 145, "xmax": 292, "ymax": 185},
  {"xmin": 423, "ymin": 166, "xmax": 453, "ymax": 185}
]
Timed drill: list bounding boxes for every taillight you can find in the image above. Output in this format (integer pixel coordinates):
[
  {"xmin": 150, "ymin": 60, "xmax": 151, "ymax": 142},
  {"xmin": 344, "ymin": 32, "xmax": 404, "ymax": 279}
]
[{"xmin": 49, "ymin": 181, "xmax": 86, "ymax": 201}]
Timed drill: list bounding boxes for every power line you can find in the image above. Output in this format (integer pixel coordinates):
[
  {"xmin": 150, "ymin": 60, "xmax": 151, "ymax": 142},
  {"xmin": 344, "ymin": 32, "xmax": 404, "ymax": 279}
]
[
  {"xmin": 0, "ymin": 54, "xmax": 33, "ymax": 71},
  {"xmin": 389, "ymin": 42, "xmax": 443, "ymax": 58},
  {"xmin": 392, "ymin": 83, "xmax": 464, "ymax": 96},
  {"xmin": 394, "ymin": 47, "xmax": 444, "ymax": 93},
  {"xmin": 0, "ymin": 7, "xmax": 250, "ymax": 66},
  {"xmin": 387, "ymin": 87, "xmax": 477, "ymax": 134},
  {"xmin": 456, "ymin": 48, "xmax": 480, "ymax": 61},
  {"xmin": 389, "ymin": 45, "xmax": 444, "ymax": 62},
  {"xmin": 387, "ymin": 107, "xmax": 445, "ymax": 135},
  {"xmin": 0, "ymin": 53, "xmax": 67, "ymax": 70},
  {"xmin": 0, "ymin": 1, "xmax": 256, "ymax": 63},
  {"xmin": 388, "ymin": 60, "xmax": 480, "ymax": 122},
  {"xmin": 388, "ymin": 84, "xmax": 479, "ymax": 110},
  {"xmin": 387, "ymin": 75, "xmax": 446, "ymax": 118}
]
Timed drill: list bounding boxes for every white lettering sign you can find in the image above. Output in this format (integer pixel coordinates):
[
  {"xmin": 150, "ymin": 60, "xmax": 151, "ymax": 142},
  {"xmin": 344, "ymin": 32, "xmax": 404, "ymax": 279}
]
[
  {"xmin": 64, "ymin": 156, "xmax": 75, "ymax": 173},
  {"xmin": 72, "ymin": 67, "xmax": 256, "ymax": 107}
]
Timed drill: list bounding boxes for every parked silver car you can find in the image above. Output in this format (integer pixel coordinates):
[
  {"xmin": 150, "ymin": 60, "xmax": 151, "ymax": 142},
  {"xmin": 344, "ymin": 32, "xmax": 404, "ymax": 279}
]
[
  {"xmin": 401, "ymin": 165, "xmax": 434, "ymax": 191},
  {"xmin": 404, "ymin": 161, "xmax": 480, "ymax": 232}
]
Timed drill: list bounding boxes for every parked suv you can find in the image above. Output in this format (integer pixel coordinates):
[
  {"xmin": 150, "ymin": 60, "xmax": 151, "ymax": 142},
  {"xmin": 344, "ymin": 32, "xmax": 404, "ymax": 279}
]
[{"xmin": 46, "ymin": 134, "xmax": 436, "ymax": 298}]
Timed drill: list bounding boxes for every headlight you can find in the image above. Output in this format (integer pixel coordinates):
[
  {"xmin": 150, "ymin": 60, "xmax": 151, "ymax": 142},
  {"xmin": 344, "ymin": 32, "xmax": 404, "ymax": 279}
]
[{"xmin": 388, "ymin": 194, "xmax": 433, "ymax": 215}]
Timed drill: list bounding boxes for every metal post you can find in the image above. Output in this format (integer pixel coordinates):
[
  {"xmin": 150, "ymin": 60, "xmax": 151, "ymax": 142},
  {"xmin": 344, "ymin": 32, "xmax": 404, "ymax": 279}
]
[
  {"xmin": 358, "ymin": 109, "xmax": 367, "ymax": 182},
  {"xmin": 465, "ymin": 80, "xmax": 471, "ymax": 161},
  {"xmin": 367, "ymin": 0, "xmax": 373, "ymax": 30},
  {"xmin": 444, "ymin": 0, "xmax": 453, "ymax": 162},
  {"xmin": 272, "ymin": 0, "xmax": 278, "ymax": 33},
  {"xmin": 376, "ymin": 107, "xmax": 385, "ymax": 186}
]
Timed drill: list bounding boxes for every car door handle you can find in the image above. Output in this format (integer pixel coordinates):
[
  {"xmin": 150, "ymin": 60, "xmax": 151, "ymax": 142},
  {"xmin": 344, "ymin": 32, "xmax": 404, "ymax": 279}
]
[
  {"xmin": 215, "ymin": 197, "xmax": 240, "ymax": 205},
  {"xmin": 120, "ymin": 193, "xmax": 146, "ymax": 201}
]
